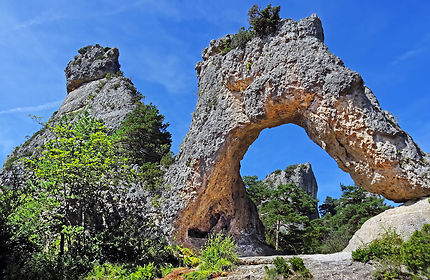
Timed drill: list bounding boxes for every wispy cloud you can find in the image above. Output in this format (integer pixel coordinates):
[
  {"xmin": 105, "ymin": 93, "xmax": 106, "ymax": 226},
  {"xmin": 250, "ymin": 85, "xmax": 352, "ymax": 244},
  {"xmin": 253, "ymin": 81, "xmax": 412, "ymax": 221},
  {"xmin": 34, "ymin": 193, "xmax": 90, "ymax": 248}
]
[
  {"xmin": 0, "ymin": 100, "xmax": 62, "ymax": 115},
  {"xmin": 137, "ymin": 51, "xmax": 195, "ymax": 94},
  {"xmin": 392, "ymin": 47, "xmax": 425, "ymax": 65},
  {"xmin": 10, "ymin": 14, "xmax": 64, "ymax": 32},
  {"xmin": 0, "ymin": 10, "xmax": 65, "ymax": 35}
]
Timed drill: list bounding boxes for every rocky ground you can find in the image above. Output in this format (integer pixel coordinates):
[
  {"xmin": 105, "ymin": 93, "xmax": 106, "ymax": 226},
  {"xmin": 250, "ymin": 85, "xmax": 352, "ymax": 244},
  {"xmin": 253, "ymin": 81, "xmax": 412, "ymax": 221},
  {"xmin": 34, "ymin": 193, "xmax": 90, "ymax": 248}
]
[{"xmin": 218, "ymin": 253, "xmax": 374, "ymax": 280}]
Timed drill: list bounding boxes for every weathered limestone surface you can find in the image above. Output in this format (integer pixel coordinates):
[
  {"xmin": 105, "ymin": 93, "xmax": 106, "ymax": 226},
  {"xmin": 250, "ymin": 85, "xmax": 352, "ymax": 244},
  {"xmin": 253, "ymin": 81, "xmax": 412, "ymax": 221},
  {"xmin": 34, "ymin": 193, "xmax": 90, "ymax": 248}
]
[
  {"xmin": 161, "ymin": 14, "xmax": 430, "ymax": 255},
  {"xmin": 65, "ymin": 44, "xmax": 120, "ymax": 93},
  {"xmin": 344, "ymin": 197, "xmax": 430, "ymax": 252},
  {"xmin": 218, "ymin": 253, "xmax": 374, "ymax": 280},
  {"xmin": 263, "ymin": 163, "xmax": 318, "ymax": 200}
]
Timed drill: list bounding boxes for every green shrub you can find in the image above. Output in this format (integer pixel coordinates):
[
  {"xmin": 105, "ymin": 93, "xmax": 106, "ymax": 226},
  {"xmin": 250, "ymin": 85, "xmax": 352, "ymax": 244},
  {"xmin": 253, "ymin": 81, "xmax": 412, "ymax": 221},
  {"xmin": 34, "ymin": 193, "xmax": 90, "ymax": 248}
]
[
  {"xmin": 184, "ymin": 269, "xmax": 212, "ymax": 280},
  {"xmin": 160, "ymin": 264, "xmax": 174, "ymax": 277},
  {"xmin": 199, "ymin": 232, "xmax": 238, "ymax": 272},
  {"xmin": 264, "ymin": 265, "xmax": 281, "ymax": 280},
  {"xmin": 84, "ymin": 263, "xmax": 157, "ymax": 280},
  {"xmin": 352, "ymin": 225, "xmax": 430, "ymax": 279},
  {"xmin": 248, "ymin": 4, "xmax": 281, "ymax": 36},
  {"xmin": 128, "ymin": 263, "xmax": 156, "ymax": 280},
  {"xmin": 289, "ymin": 257, "xmax": 312, "ymax": 279},
  {"xmin": 184, "ymin": 232, "xmax": 238, "ymax": 280},
  {"xmin": 371, "ymin": 259, "xmax": 402, "ymax": 280},
  {"xmin": 84, "ymin": 263, "xmax": 128, "ymax": 280},
  {"xmin": 264, "ymin": 257, "xmax": 312, "ymax": 280},
  {"xmin": 401, "ymin": 224, "xmax": 430, "ymax": 277},
  {"xmin": 352, "ymin": 229, "xmax": 403, "ymax": 263},
  {"xmin": 274, "ymin": 257, "xmax": 290, "ymax": 275},
  {"xmin": 289, "ymin": 257, "xmax": 306, "ymax": 272}
]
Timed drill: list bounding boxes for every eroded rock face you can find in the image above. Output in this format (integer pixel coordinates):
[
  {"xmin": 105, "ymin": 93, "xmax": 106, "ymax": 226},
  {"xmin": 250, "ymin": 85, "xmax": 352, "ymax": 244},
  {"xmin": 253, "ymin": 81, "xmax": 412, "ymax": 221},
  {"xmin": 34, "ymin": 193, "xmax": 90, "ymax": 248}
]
[
  {"xmin": 161, "ymin": 14, "xmax": 430, "ymax": 255},
  {"xmin": 344, "ymin": 197, "xmax": 430, "ymax": 252},
  {"xmin": 65, "ymin": 44, "xmax": 120, "ymax": 93},
  {"xmin": 263, "ymin": 163, "xmax": 318, "ymax": 200}
]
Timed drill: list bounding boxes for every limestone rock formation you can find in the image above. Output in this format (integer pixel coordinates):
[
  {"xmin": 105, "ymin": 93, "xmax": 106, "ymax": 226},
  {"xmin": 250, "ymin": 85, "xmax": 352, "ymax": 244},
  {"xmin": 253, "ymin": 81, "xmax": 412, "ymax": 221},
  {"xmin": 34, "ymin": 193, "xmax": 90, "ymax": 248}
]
[
  {"xmin": 263, "ymin": 163, "xmax": 319, "ymax": 219},
  {"xmin": 263, "ymin": 163, "xmax": 318, "ymax": 200},
  {"xmin": 65, "ymin": 44, "xmax": 121, "ymax": 93},
  {"xmin": 161, "ymin": 14, "xmax": 430, "ymax": 255},
  {"xmin": 344, "ymin": 197, "xmax": 430, "ymax": 252},
  {"xmin": 0, "ymin": 45, "xmax": 140, "ymax": 186}
]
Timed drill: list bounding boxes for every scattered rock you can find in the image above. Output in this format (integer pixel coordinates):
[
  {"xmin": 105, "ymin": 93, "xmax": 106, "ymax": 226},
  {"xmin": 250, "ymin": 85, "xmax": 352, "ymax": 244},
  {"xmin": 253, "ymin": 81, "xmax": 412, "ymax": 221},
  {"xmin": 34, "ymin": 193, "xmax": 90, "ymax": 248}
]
[{"xmin": 344, "ymin": 197, "xmax": 430, "ymax": 252}]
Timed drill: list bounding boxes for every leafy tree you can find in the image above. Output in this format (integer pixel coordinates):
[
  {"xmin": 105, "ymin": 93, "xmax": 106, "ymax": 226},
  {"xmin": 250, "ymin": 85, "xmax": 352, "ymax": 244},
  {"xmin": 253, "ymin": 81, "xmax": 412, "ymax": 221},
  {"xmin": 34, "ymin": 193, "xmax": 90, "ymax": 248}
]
[
  {"xmin": 261, "ymin": 183, "xmax": 317, "ymax": 253},
  {"xmin": 245, "ymin": 175, "xmax": 391, "ymax": 254},
  {"xmin": 248, "ymin": 4, "xmax": 281, "ymax": 36},
  {"xmin": 310, "ymin": 185, "xmax": 391, "ymax": 253},
  {"xmin": 114, "ymin": 103, "xmax": 172, "ymax": 190},
  {"xmin": 114, "ymin": 102, "xmax": 171, "ymax": 165},
  {"xmin": 243, "ymin": 175, "xmax": 268, "ymax": 206},
  {"xmin": 318, "ymin": 196, "xmax": 337, "ymax": 217},
  {"xmin": 1, "ymin": 111, "xmax": 177, "ymax": 279},
  {"xmin": 244, "ymin": 176, "xmax": 317, "ymax": 253}
]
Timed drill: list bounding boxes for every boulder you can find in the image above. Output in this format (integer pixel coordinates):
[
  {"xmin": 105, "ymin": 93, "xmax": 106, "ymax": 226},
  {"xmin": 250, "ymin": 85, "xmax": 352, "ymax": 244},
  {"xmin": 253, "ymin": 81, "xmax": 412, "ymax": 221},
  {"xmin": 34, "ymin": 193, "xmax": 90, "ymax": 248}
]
[{"xmin": 344, "ymin": 197, "xmax": 430, "ymax": 252}]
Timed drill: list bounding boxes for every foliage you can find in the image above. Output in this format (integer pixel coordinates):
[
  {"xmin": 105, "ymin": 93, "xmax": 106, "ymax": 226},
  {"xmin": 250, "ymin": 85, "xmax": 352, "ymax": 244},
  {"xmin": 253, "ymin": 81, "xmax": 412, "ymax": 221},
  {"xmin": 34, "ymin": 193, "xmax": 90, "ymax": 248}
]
[
  {"xmin": 220, "ymin": 27, "xmax": 255, "ymax": 55},
  {"xmin": 184, "ymin": 232, "xmax": 238, "ymax": 280},
  {"xmin": 352, "ymin": 229, "xmax": 403, "ymax": 263},
  {"xmin": 352, "ymin": 225, "xmax": 430, "ymax": 279},
  {"xmin": 114, "ymin": 102, "xmax": 172, "ymax": 190},
  {"xmin": 310, "ymin": 185, "xmax": 391, "ymax": 253},
  {"xmin": 244, "ymin": 176, "xmax": 317, "ymax": 253},
  {"xmin": 318, "ymin": 196, "xmax": 337, "ymax": 217},
  {"xmin": 264, "ymin": 257, "xmax": 312, "ymax": 280},
  {"xmin": 0, "ymin": 110, "xmax": 177, "ymax": 279},
  {"xmin": 400, "ymin": 224, "xmax": 430, "ymax": 277},
  {"xmin": 245, "ymin": 177, "xmax": 391, "ymax": 254},
  {"xmin": 83, "ymin": 263, "xmax": 157, "ymax": 280},
  {"xmin": 170, "ymin": 245, "xmax": 201, "ymax": 268},
  {"xmin": 219, "ymin": 3, "xmax": 282, "ymax": 55},
  {"xmin": 199, "ymin": 232, "xmax": 238, "ymax": 272},
  {"xmin": 248, "ymin": 4, "xmax": 281, "ymax": 36},
  {"xmin": 114, "ymin": 102, "xmax": 171, "ymax": 165},
  {"xmin": 274, "ymin": 257, "xmax": 290, "ymax": 276}
]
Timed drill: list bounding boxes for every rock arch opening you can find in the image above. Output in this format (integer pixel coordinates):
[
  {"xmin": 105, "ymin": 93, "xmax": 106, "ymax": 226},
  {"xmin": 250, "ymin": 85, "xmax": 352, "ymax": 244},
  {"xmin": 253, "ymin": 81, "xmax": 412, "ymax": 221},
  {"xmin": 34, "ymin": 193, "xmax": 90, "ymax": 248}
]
[
  {"xmin": 240, "ymin": 123, "xmax": 354, "ymax": 201},
  {"xmin": 161, "ymin": 14, "xmax": 430, "ymax": 256}
]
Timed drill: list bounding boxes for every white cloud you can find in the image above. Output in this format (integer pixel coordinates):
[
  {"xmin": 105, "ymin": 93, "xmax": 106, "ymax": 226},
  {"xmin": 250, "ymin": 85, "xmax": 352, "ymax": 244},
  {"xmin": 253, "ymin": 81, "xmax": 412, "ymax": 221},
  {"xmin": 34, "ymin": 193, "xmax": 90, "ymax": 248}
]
[
  {"xmin": 392, "ymin": 47, "xmax": 425, "ymax": 65},
  {"xmin": 0, "ymin": 100, "xmax": 62, "ymax": 115}
]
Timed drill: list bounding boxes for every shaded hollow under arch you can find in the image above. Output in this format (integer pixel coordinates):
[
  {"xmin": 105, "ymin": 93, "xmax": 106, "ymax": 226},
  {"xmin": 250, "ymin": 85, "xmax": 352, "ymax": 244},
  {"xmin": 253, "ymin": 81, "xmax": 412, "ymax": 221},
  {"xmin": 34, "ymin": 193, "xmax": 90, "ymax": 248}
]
[{"xmin": 161, "ymin": 14, "xmax": 430, "ymax": 256}]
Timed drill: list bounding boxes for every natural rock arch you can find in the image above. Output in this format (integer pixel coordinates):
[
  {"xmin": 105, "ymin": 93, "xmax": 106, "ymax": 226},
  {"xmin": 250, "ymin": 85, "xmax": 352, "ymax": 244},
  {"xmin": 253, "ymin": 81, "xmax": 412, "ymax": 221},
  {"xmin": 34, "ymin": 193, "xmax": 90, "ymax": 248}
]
[{"xmin": 160, "ymin": 14, "xmax": 430, "ymax": 256}]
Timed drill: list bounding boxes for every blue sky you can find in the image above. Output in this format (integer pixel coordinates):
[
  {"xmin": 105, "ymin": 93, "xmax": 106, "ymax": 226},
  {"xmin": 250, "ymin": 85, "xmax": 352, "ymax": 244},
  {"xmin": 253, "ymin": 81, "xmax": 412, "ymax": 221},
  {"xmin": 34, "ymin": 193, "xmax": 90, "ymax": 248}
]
[{"xmin": 0, "ymin": 0, "xmax": 429, "ymax": 204}]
